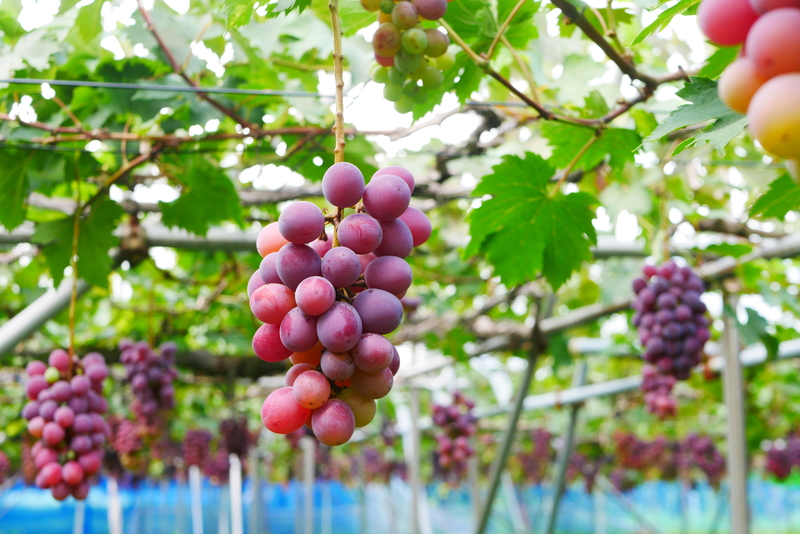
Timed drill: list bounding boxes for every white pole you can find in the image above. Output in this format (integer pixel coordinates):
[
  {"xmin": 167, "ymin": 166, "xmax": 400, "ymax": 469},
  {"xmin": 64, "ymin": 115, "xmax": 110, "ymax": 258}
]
[
  {"xmin": 108, "ymin": 477, "xmax": 123, "ymax": 534},
  {"xmin": 218, "ymin": 485, "xmax": 230, "ymax": 534},
  {"xmin": 594, "ymin": 489, "xmax": 606, "ymax": 534},
  {"xmin": 229, "ymin": 454, "xmax": 244, "ymax": 534},
  {"xmin": 302, "ymin": 436, "xmax": 315, "ymax": 534},
  {"xmin": 190, "ymin": 464, "xmax": 204, "ymax": 534},
  {"xmin": 73, "ymin": 499, "xmax": 85, "ymax": 534},
  {"xmin": 322, "ymin": 480, "xmax": 332, "ymax": 534},
  {"xmin": 409, "ymin": 385, "xmax": 421, "ymax": 534},
  {"xmin": 501, "ymin": 471, "xmax": 526, "ymax": 533}
]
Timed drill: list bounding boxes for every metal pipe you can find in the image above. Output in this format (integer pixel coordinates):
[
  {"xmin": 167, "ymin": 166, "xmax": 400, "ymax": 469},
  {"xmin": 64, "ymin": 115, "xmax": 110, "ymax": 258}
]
[
  {"xmin": 544, "ymin": 360, "xmax": 588, "ymax": 534},
  {"xmin": 302, "ymin": 436, "xmax": 315, "ymax": 534},
  {"xmin": 722, "ymin": 293, "xmax": 749, "ymax": 534}
]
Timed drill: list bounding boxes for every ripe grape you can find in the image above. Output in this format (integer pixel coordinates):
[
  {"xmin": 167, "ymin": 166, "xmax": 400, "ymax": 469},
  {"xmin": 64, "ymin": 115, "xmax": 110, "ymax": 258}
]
[
  {"xmin": 374, "ymin": 219, "xmax": 413, "ymax": 258},
  {"xmin": 424, "ymin": 29, "xmax": 449, "ymax": 57},
  {"xmin": 373, "ymin": 166, "xmax": 415, "ymax": 193},
  {"xmin": 432, "ymin": 392, "xmax": 477, "ymax": 483},
  {"xmin": 261, "ymin": 387, "xmax": 310, "ymax": 434},
  {"xmin": 322, "ymin": 162, "xmax": 365, "ymax": 208},
  {"xmin": 413, "ymin": 0, "xmax": 447, "ymax": 19},
  {"xmin": 278, "ymin": 201, "xmax": 325, "ymax": 244},
  {"xmin": 250, "ymin": 284, "xmax": 296, "ymax": 324},
  {"xmin": 398, "ymin": 206, "xmax": 432, "ymax": 246},
  {"xmin": 365, "ymin": 255, "xmax": 413, "ymax": 295},
  {"xmin": 253, "ymin": 323, "xmax": 293, "ymax": 362},
  {"xmin": 697, "ymin": 0, "xmax": 759, "ymax": 46},
  {"xmin": 276, "ymin": 243, "xmax": 322, "ymax": 290},
  {"xmin": 750, "ymin": 0, "xmax": 800, "ymax": 11},
  {"xmin": 748, "ymin": 74, "xmax": 800, "ymax": 160},
  {"xmin": 402, "ymin": 28, "xmax": 428, "ymax": 54},
  {"xmin": 293, "ymin": 370, "xmax": 331, "ymax": 409},
  {"xmin": 353, "ymin": 289, "xmax": 404, "ymax": 334},
  {"xmin": 352, "ymin": 333, "xmax": 394, "ymax": 373},
  {"xmin": 373, "ymin": 23, "xmax": 402, "ymax": 57},
  {"xmin": 350, "ymin": 368, "xmax": 394, "ymax": 399},
  {"xmin": 320, "ymin": 350, "xmax": 356, "ymax": 381},
  {"xmin": 746, "ymin": 9, "xmax": 800, "ymax": 78},
  {"xmin": 392, "ymin": 2, "xmax": 418, "ymax": 29},
  {"xmin": 375, "ymin": 54, "xmax": 394, "ymax": 67},
  {"xmin": 286, "ymin": 363, "xmax": 315, "ymax": 386},
  {"xmin": 290, "ymin": 342, "xmax": 324, "ymax": 366},
  {"xmin": 259, "ymin": 252, "xmax": 281, "ymax": 284},
  {"xmin": 257, "ymin": 222, "xmax": 290, "ymax": 257},
  {"xmin": 364, "ymin": 175, "xmax": 411, "ymax": 221},
  {"xmin": 337, "ymin": 213, "xmax": 383, "ymax": 254},
  {"xmin": 295, "ymin": 276, "xmax": 336, "ymax": 316},
  {"xmin": 280, "ymin": 307, "xmax": 320, "ymax": 352},
  {"xmin": 311, "ymin": 399, "xmax": 356, "ymax": 446},
  {"xmin": 321, "ymin": 246, "xmax": 362, "ymax": 288},
  {"xmin": 317, "ymin": 302, "xmax": 363, "ymax": 352}
]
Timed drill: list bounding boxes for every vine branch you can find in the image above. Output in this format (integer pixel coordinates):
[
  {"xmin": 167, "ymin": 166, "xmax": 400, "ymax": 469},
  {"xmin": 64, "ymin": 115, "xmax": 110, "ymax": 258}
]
[
  {"xmin": 329, "ymin": 0, "xmax": 346, "ymax": 164},
  {"xmin": 67, "ymin": 161, "xmax": 81, "ymax": 377},
  {"xmin": 485, "ymin": 0, "xmax": 528, "ymax": 60}
]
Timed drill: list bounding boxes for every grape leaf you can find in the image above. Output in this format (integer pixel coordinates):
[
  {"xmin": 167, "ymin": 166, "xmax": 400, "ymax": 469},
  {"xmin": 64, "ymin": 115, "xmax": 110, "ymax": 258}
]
[
  {"xmin": 542, "ymin": 122, "xmax": 641, "ymax": 172},
  {"xmin": 32, "ymin": 199, "xmax": 124, "ymax": 288},
  {"xmin": 0, "ymin": 150, "xmax": 34, "ymax": 231},
  {"xmin": 220, "ymin": 0, "xmax": 254, "ymax": 29},
  {"xmin": 160, "ymin": 156, "xmax": 244, "ymax": 236},
  {"xmin": 631, "ymin": 0, "xmax": 700, "ymax": 45},
  {"xmin": 266, "ymin": 0, "xmax": 312, "ymax": 17},
  {"xmin": 645, "ymin": 77, "xmax": 746, "ymax": 155},
  {"xmin": 750, "ymin": 173, "xmax": 800, "ymax": 221},
  {"xmin": 698, "ymin": 45, "xmax": 740, "ymax": 79},
  {"xmin": 466, "ymin": 153, "xmax": 598, "ymax": 289}
]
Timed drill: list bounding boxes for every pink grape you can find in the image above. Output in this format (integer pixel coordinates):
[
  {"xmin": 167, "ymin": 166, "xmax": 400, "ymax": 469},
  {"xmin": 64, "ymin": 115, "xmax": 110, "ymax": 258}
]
[
  {"xmin": 72, "ymin": 482, "xmax": 90, "ymax": 500},
  {"xmin": 363, "ymin": 175, "xmax": 411, "ymax": 221},
  {"xmin": 317, "ymin": 302, "xmax": 363, "ymax": 352},
  {"xmin": 350, "ymin": 368, "xmax": 394, "ymax": 399},
  {"xmin": 750, "ymin": 0, "xmax": 800, "ymax": 11},
  {"xmin": 71, "ymin": 435, "xmax": 92, "ymax": 455},
  {"xmin": 28, "ymin": 416, "xmax": 45, "ymax": 437},
  {"xmin": 311, "ymin": 399, "xmax": 356, "ymax": 446},
  {"xmin": 253, "ymin": 323, "xmax": 293, "ymax": 362},
  {"xmin": 70, "ymin": 375, "xmax": 90, "ymax": 395},
  {"xmin": 257, "ymin": 222, "xmax": 290, "ymax": 257},
  {"xmin": 353, "ymin": 289, "xmax": 404, "ymax": 334},
  {"xmin": 280, "ymin": 308, "xmax": 320, "ymax": 352},
  {"xmin": 309, "ymin": 233, "xmax": 334, "ymax": 257},
  {"xmin": 73, "ymin": 414, "xmax": 93, "ymax": 434},
  {"xmin": 259, "ymin": 252, "xmax": 282, "ymax": 285},
  {"xmin": 398, "ymin": 206, "xmax": 432, "ymax": 246},
  {"xmin": 338, "ymin": 214, "xmax": 383, "ymax": 254},
  {"xmin": 27, "ymin": 376, "xmax": 49, "ymax": 400},
  {"xmin": 295, "ymin": 276, "xmax": 336, "ymax": 316},
  {"xmin": 375, "ymin": 54, "xmax": 395, "ymax": 67},
  {"xmin": 250, "ymin": 284, "xmax": 297, "ymax": 324},
  {"xmin": 413, "ymin": 0, "xmax": 447, "ymax": 19},
  {"xmin": 391, "ymin": 2, "xmax": 418, "ymax": 29},
  {"xmin": 247, "ymin": 270, "xmax": 265, "ymax": 298},
  {"xmin": 85, "ymin": 364, "xmax": 108, "ymax": 382},
  {"xmin": 374, "ymin": 219, "xmax": 413, "ymax": 258},
  {"xmin": 51, "ymin": 381, "xmax": 71, "ymax": 402},
  {"xmin": 373, "ymin": 166, "xmax": 415, "ymax": 193},
  {"xmin": 322, "ymin": 162, "xmax": 366, "ymax": 207},
  {"xmin": 746, "ymin": 9, "xmax": 800, "ymax": 78},
  {"xmin": 78, "ymin": 453, "xmax": 101, "ymax": 476},
  {"xmin": 336, "ymin": 388, "xmax": 377, "ymax": 427},
  {"xmin": 26, "ymin": 361, "xmax": 47, "ymax": 376},
  {"xmin": 35, "ymin": 448, "xmax": 59, "ymax": 469},
  {"xmin": 51, "ymin": 483, "xmax": 71, "ymax": 500},
  {"xmin": 54, "ymin": 406, "xmax": 75, "ymax": 428},
  {"xmin": 321, "ymin": 246, "xmax": 362, "ymax": 288},
  {"xmin": 424, "ymin": 29, "xmax": 449, "ymax": 57},
  {"xmin": 748, "ymin": 74, "xmax": 800, "ymax": 159},
  {"xmin": 286, "ymin": 363, "xmax": 316, "ymax": 386},
  {"xmin": 359, "ymin": 253, "xmax": 377, "ymax": 274},
  {"xmin": 22, "ymin": 400, "xmax": 40, "ymax": 420},
  {"xmin": 373, "ymin": 23, "xmax": 402, "ymax": 57},
  {"xmin": 40, "ymin": 463, "xmax": 62, "ymax": 488},
  {"xmin": 43, "ymin": 422, "xmax": 65, "ymax": 446},
  {"xmin": 292, "ymin": 370, "xmax": 332, "ymax": 409},
  {"xmin": 278, "ymin": 201, "xmax": 325, "ymax": 244},
  {"xmin": 276, "ymin": 243, "xmax": 322, "ymax": 290},
  {"xmin": 261, "ymin": 387, "xmax": 310, "ymax": 434},
  {"xmin": 365, "ymin": 256, "xmax": 413, "ymax": 295},
  {"xmin": 62, "ymin": 461, "xmax": 84, "ymax": 485},
  {"xmin": 48, "ymin": 349, "xmax": 70, "ymax": 371},
  {"xmin": 39, "ymin": 400, "xmax": 58, "ymax": 421},
  {"xmin": 697, "ymin": 0, "xmax": 758, "ymax": 45},
  {"xmin": 320, "ymin": 351, "xmax": 356, "ymax": 381},
  {"xmin": 351, "ymin": 333, "xmax": 394, "ymax": 373}
]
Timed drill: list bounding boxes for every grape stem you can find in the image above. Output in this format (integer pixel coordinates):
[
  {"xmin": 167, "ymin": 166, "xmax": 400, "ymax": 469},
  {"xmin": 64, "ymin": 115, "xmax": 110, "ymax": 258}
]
[
  {"xmin": 328, "ymin": 0, "xmax": 346, "ymax": 165},
  {"xmin": 67, "ymin": 159, "xmax": 81, "ymax": 379},
  {"xmin": 485, "ymin": 0, "xmax": 528, "ymax": 60}
]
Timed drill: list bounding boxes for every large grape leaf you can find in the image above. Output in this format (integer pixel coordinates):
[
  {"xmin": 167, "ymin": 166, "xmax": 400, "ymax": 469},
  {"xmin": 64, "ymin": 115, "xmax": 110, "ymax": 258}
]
[
  {"xmin": 465, "ymin": 153, "xmax": 598, "ymax": 289},
  {"xmin": 645, "ymin": 77, "xmax": 747, "ymax": 155},
  {"xmin": 160, "ymin": 156, "xmax": 244, "ymax": 236},
  {"xmin": 32, "ymin": 199, "xmax": 124, "ymax": 288},
  {"xmin": 542, "ymin": 122, "xmax": 641, "ymax": 172},
  {"xmin": 0, "ymin": 149, "xmax": 33, "ymax": 230},
  {"xmin": 749, "ymin": 173, "xmax": 800, "ymax": 221}
]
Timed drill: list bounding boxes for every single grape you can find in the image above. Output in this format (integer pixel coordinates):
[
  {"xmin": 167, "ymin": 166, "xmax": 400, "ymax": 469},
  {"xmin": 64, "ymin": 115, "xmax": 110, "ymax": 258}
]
[
  {"xmin": 295, "ymin": 276, "xmax": 336, "ymax": 316},
  {"xmin": 373, "ymin": 23, "xmax": 402, "ymax": 57},
  {"xmin": 336, "ymin": 388, "xmax": 377, "ymax": 427},
  {"xmin": 384, "ymin": 83, "xmax": 404, "ymax": 102},
  {"xmin": 286, "ymin": 363, "xmax": 315, "ymax": 386},
  {"xmin": 697, "ymin": 0, "xmax": 758, "ymax": 45},
  {"xmin": 750, "ymin": 0, "xmax": 800, "ymax": 11},
  {"xmin": 748, "ymin": 74, "xmax": 800, "ymax": 159},
  {"xmin": 363, "ymin": 175, "xmax": 411, "ymax": 221},
  {"xmin": 362, "ymin": 0, "xmax": 382, "ymax": 11},
  {"xmin": 420, "ymin": 66, "xmax": 444, "ymax": 89},
  {"xmin": 320, "ymin": 351, "xmax": 356, "ymax": 381},
  {"xmin": 350, "ymin": 368, "xmax": 394, "ymax": 399},
  {"xmin": 403, "ymin": 79, "xmax": 420, "ymax": 97},
  {"xmin": 365, "ymin": 256, "xmax": 413, "ymax": 295},
  {"xmin": 276, "ymin": 243, "xmax": 322, "ymax": 290},
  {"xmin": 250, "ymin": 284, "xmax": 297, "ymax": 324},
  {"xmin": 261, "ymin": 387, "xmax": 311, "ymax": 434},
  {"xmin": 392, "ymin": 1, "xmax": 418, "ymax": 29},
  {"xmin": 375, "ymin": 54, "xmax": 395, "ymax": 67},
  {"xmin": 309, "ymin": 233, "xmax": 333, "ymax": 257},
  {"xmin": 317, "ymin": 302, "xmax": 364, "ymax": 352},
  {"xmin": 388, "ymin": 67, "xmax": 407, "ymax": 85},
  {"xmin": 746, "ymin": 8, "xmax": 800, "ymax": 78},
  {"xmin": 389, "ymin": 347, "xmax": 400, "ymax": 375},
  {"xmin": 411, "ymin": 86, "xmax": 429, "ymax": 104},
  {"xmin": 44, "ymin": 367, "xmax": 60, "ymax": 384},
  {"xmin": 290, "ymin": 341, "xmax": 324, "ymax": 366},
  {"xmin": 26, "ymin": 376, "xmax": 49, "ymax": 400},
  {"xmin": 257, "ymin": 222, "xmax": 290, "ymax": 257},
  {"xmin": 311, "ymin": 399, "xmax": 356, "ymax": 446},
  {"xmin": 338, "ymin": 213, "xmax": 384, "ymax": 254},
  {"xmin": 402, "ymin": 28, "xmax": 428, "ymax": 54},
  {"xmin": 353, "ymin": 289, "xmax": 404, "ymax": 334},
  {"xmin": 373, "ymin": 166, "xmax": 415, "ymax": 193},
  {"xmin": 424, "ymin": 29, "xmax": 449, "ymax": 57},
  {"xmin": 253, "ymin": 323, "xmax": 293, "ymax": 362},
  {"xmin": 352, "ymin": 333, "xmax": 395, "ymax": 373},
  {"xmin": 374, "ymin": 219, "xmax": 413, "ymax": 258},
  {"xmin": 395, "ymin": 49, "xmax": 422, "ymax": 73},
  {"xmin": 48, "ymin": 349, "xmax": 69, "ymax": 372},
  {"xmin": 280, "ymin": 307, "xmax": 320, "ymax": 353},
  {"xmin": 293, "ymin": 370, "xmax": 332, "ymax": 409},
  {"xmin": 398, "ymin": 206, "xmax": 432, "ymax": 246},
  {"xmin": 62, "ymin": 461, "xmax": 84, "ymax": 486},
  {"xmin": 412, "ymin": 0, "xmax": 447, "ymax": 19},
  {"xmin": 436, "ymin": 51, "xmax": 455, "ymax": 71},
  {"xmin": 248, "ymin": 270, "xmax": 266, "ymax": 301},
  {"xmin": 321, "ymin": 246, "xmax": 362, "ymax": 288},
  {"xmin": 260, "ymin": 252, "xmax": 282, "ymax": 284},
  {"xmin": 278, "ymin": 201, "xmax": 325, "ymax": 244},
  {"xmin": 323, "ymin": 162, "xmax": 366, "ymax": 208},
  {"xmin": 380, "ymin": 0, "xmax": 394, "ymax": 13}
]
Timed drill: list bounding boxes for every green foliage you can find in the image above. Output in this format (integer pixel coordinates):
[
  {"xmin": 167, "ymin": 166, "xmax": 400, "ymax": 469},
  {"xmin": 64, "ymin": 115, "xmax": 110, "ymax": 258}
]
[
  {"xmin": 750, "ymin": 174, "xmax": 800, "ymax": 221},
  {"xmin": 466, "ymin": 153, "xmax": 598, "ymax": 289},
  {"xmin": 542, "ymin": 123, "xmax": 641, "ymax": 173},
  {"xmin": 698, "ymin": 46, "xmax": 740, "ymax": 79},
  {"xmin": 0, "ymin": 149, "xmax": 33, "ymax": 230},
  {"xmin": 631, "ymin": 0, "xmax": 701, "ymax": 45}
]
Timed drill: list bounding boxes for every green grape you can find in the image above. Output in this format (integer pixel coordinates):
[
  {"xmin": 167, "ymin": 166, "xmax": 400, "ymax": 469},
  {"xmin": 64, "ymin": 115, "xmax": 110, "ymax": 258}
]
[
  {"xmin": 402, "ymin": 79, "xmax": 419, "ymax": 96},
  {"xmin": 412, "ymin": 86, "xmax": 429, "ymax": 104},
  {"xmin": 380, "ymin": 0, "xmax": 395, "ymax": 13},
  {"xmin": 420, "ymin": 66, "xmax": 443, "ymax": 89},
  {"xmin": 392, "ymin": 1, "xmax": 418, "ymax": 29},
  {"xmin": 383, "ymin": 83, "xmax": 404, "ymax": 102},
  {"xmin": 435, "ymin": 50, "xmax": 455, "ymax": 71},
  {"xmin": 409, "ymin": 60, "xmax": 428, "ymax": 81},
  {"xmin": 372, "ymin": 66, "xmax": 390, "ymax": 84},
  {"xmin": 362, "ymin": 0, "xmax": 382, "ymax": 12},
  {"xmin": 424, "ymin": 29, "xmax": 449, "ymax": 57},
  {"xmin": 402, "ymin": 27, "xmax": 428, "ymax": 54},
  {"xmin": 395, "ymin": 48, "xmax": 422, "ymax": 73},
  {"xmin": 372, "ymin": 23, "xmax": 402, "ymax": 57},
  {"xmin": 394, "ymin": 95, "xmax": 415, "ymax": 114},
  {"xmin": 388, "ymin": 67, "xmax": 407, "ymax": 84}
]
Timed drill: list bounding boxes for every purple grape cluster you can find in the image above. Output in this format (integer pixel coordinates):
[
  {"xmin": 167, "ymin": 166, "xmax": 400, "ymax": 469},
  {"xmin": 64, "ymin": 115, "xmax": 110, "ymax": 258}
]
[
  {"xmin": 182, "ymin": 429, "xmax": 212, "ymax": 469},
  {"xmin": 251, "ymin": 163, "xmax": 431, "ymax": 446},
  {"xmin": 219, "ymin": 416, "xmax": 252, "ymax": 458},
  {"xmin": 682, "ymin": 433, "xmax": 725, "ymax": 488},
  {"xmin": 204, "ymin": 449, "xmax": 231, "ymax": 484},
  {"xmin": 21, "ymin": 350, "xmax": 110, "ymax": 500},
  {"xmin": 432, "ymin": 391, "xmax": 476, "ymax": 483},
  {"xmin": 515, "ymin": 428, "xmax": 553, "ymax": 485},
  {"xmin": 632, "ymin": 261, "xmax": 710, "ymax": 417},
  {"xmin": 119, "ymin": 340, "xmax": 177, "ymax": 427},
  {"xmin": 107, "ymin": 415, "xmax": 148, "ymax": 474}
]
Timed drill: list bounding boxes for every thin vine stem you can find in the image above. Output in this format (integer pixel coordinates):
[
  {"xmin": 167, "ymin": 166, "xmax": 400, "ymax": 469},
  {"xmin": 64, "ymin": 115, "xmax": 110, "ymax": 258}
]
[
  {"xmin": 550, "ymin": 132, "xmax": 602, "ymax": 197},
  {"xmin": 485, "ymin": 0, "xmax": 528, "ymax": 60},
  {"xmin": 329, "ymin": 0, "xmax": 346, "ymax": 165},
  {"xmin": 67, "ymin": 164, "xmax": 81, "ymax": 378},
  {"xmin": 500, "ymin": 34, "xmax": 540, "ymax": 105}
]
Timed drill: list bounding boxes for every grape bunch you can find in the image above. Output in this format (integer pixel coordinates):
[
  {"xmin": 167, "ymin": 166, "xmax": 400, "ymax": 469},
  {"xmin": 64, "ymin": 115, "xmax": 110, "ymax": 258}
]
[
  {"xmin": 764, "ymin": 435, "xmax": 800, "ymax": 480},
  {"xmin": 0, "ymin": 451, "xmax": 9, "ymax": 483},
  {"xmin": 631, "ymin": 261, "xmax": 710, "ymax": 417},
  {"xmin": 515, "ymin": 428, "xmax": 553, "ymax": 485},
  {"xmin": 682, "ymin": 433, "xmax": 725, "ymax": 488},
  {"xmin": 204, "ymin": 449, "xmax": 231, "ymax": 484},
  {"xmin": 252, "ymin": 162, "xmax": 431, "ymax": 447},
  {"xmin": 219, "ymin": 416, "xmax": 252, "ymax": 458},
  {"xmin": 108, "ymin": 416, "xmax": 147, "ymax": 474},
  {"xmin": 364, "ymin": 0, "xmax": 455, "ymax": 114},
  {"xmin": 21, "ymin": 350, "xmax": 110, "ymax": 500},
  {"xmin": 432, "ymin": 392, "xmax": 476, "ymax": 483},
  {"xmin": 698, "ymin": 0, "xmax": 800, "ymax": 166},
  {"xmin": 118, "ymin": 339, "xmax": 178, "ymax": 427},
  {"xmin": 182, "ymin": 429, "xmax": 212, "ymax": 469}
]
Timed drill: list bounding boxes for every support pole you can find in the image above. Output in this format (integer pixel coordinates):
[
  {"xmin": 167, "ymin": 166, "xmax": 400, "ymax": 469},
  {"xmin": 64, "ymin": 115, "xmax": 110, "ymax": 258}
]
[
  {"xmin": 108, "ymin": 477, "xmax": 123, "ymax": 534},
  {"xmin": 229, "ymin": 454, "xmax": 244, "ymax": 534},
  {"xmin": 73, "ymin": 499, "xmax": 85, "ymax": 534},
  {"xmin": 302, "ymin": 436, "xmax": 315, "ymax": 534},
  {"xmin": 409, "ymin": 385, "xmax": 421, "ymax": 534},
  {"xmin": 474, "ymin": 321, "xmax": 541, "ymax": 534},
  {"xmin": 190, "ymin": 465, "xmax": 204, "ymax": 534},
  {"xmin": 248, "ymin": 443, "xmax": 263, "ymax": 534},
  {"xmin": 468, "ymin": 435, "xmax": 480, "ymax": 525},
  {"xmin": 544, "ymin": 360, "xmax": 588, "ymax": 534},
  {"xmin": 722, "ymin": 292, "xmax": 749, "ymax": 534}
]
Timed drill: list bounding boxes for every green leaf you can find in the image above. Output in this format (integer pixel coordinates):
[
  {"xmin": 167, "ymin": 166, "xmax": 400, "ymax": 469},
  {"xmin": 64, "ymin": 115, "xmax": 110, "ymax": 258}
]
[
  {"xmin": 698, "ymin": 46, "xmax": 740, "ymax": 79},
  {"xmin": 0, "ymin": 150, "xmax": 34, "ymax": 231},
  {"xmin": 541, "ymin": 122, "xmax": 641, "ymax": 172},
  {"xmin": 645, "ymin": 77, "xmax": 747, "ymax": 154},
  {"xmin": 702, "ymin": 242, "xmax": 752, "ymax": 258},
  {"xmin": 736, "ymin": 308, "xmax": 779, "ymax": 360},
  {"xmin": 548, "ymin": 333, "xmax": 572, "ymax": 369},
  {"xmin": 160, "ymin": 156, "xmax": 244, "ymax": 236},
  {"xmin": 266, "ymin": 0, "xmax": 312, "ymax": 17},
  {"xmin": 221, "ymin": 0, "xmax": 254, "ymax": 28},
  {"xmin": 631, "ymin": 0, "xmax": 701, "ymax": 45},
  {"xmin": 32, "ymin": 199, "xmax": 124, "ymax": 287},
  {"xmin": 75, "ymin": 0, "xmax": 103, "ymax": 43},
  {"xmin": 466, "ymin": 153, "xmax": 598, "ymax": 289},
  {"xmin": 749, "ymin": 173, "xmax": 800, "ymax": 221}
]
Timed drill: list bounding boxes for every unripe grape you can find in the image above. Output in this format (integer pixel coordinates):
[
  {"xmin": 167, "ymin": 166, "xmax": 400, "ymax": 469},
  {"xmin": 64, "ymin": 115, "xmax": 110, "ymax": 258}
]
[
  {"xmin": 372, "ymin": 66, "xmax": 390, "ymax": 84},
  {"xmin": 384, "ymin": 83, "xmax": 403, "ymax": 102},
  {"xmin": 388, "ymin": 67, "xmax": 407, "ymax": 85},
  {"xmin": 380, "ymin": 0, "xmax": 394, "ymax": 13},
  {"xmin": 378, "ymin": 10, "xmax": 392, "ymax": 23},
  {"xmin": 362, "ymin": 0, "xmax": 382, "ymax": 11},
  {"xmin": 336, "ymin": 388, "xmax": 377, "ymax": 427},
  {"xmin": 420, "ymin": 66, "xmax": 444, "ymax": 90},
  {"xmin": 402, "ymin": 28, "xmax": 428, "ymax": 54},
  {"xmin": 373, "ymin": 23, "xmax": 402, "ymax": 57},
  {"xmin": 395, "ymin": 49, "xmax": 422, "ymax": 73},
  {"xmin": 392, "ymin": 1, "xmax": 418, "ymax": 29},
  {"xmin": 424, "ymin": 29, "xmax": 449, "ymax": 57},
  {"xmin": 412, "ymin": 86, "xmax": 429, "ymax": 104},
  {"xmin": 403, "ymin": 79, "xmax": 420, "ymax": 96},
  {"xmin": 436, "ymin": 50, "xmax": 455, "ymax": 71},
  {"xmin": 748, "ymin": 74, "xmax": 800, "ymax": 160}
]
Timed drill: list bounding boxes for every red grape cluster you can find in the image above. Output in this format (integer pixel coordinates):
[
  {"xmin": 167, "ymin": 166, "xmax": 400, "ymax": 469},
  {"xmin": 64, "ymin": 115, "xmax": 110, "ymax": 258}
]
[
  {"xmin": 632, "ymin": 261, "xmax": 710, "ymax": 418},
  {"xmin": 432, "ymin": 392, "xmax": 476, "ymax": 483},
  {"xmin": 118, "ymin": 339, "xmax": 177, "ymax": 427},
  {"xmin": 219, "ymin": 416, "xmax": 252, "ymax": 458},
  {"xmin": 698, "ymin": 0, "xmax": 800, "ymax": 164},
  {"xmin": 364, "ymin": 0, "xmax": 455, "ymax": 114},
  {"xmin": 108, "ymin": 416, "xmax": 147, "ymax": 474},
  {"xmin": 182, "ymin": 429, "xmax": 212, "ymax": 469},
  {"xmin": 764, "ymin": 435, "xmax": 800, "ymax": 480},
  {"xmin": 204, "ymin": 449, "xmax": 231, "ymax": 484},
  {"xmin": 252, "ymin": 162, "xmax": 431, "ymax": 446},
  {"xmin": 22, "ymin": 350, "xmax": 109, "ymax": 500},
  {"xmin": 682, "ymin": 433, "xmax": 725, "ymax": 488},
  {"xmin": 515, "ymin": 428, "xmax": 553, "ymax": 485}
]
